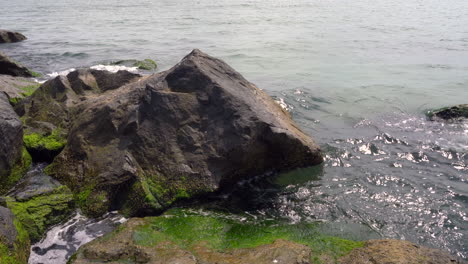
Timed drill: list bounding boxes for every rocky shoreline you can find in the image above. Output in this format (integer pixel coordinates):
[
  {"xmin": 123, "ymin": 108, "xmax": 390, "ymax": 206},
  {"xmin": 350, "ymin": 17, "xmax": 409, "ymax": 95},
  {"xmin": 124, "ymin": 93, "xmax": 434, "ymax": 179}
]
[{"xmin": 0, "ymin": 31, "xmax": 466, "ymax": 264}]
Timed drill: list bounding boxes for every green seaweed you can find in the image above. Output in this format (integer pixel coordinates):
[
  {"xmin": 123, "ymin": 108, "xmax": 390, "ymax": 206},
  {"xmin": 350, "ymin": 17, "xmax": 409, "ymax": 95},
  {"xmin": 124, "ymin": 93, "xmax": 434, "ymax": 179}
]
[
  {"xmin": 28, "ymin": 70, "xmax": 42, "ymax": 78},
  {"xmin": 0, "ymin": 219, "xmax": 30, "ymax": 264},
  {"xmin": 132, "ymin": 209, "xmax": 364, "ymax": 263},
  {"xmin": 0, "ymin": 148, "xmax": 32, "ymax": 195},
  {"xmin": 133, "ymin": 59, "xmax": 157, "ymax": 70},
  {"xmin": 23, "ymin": 128, "xmax": 67, "ymax": 152},
  {"xmin": 6, "ymin": 185, "xmax": 74, "ymax": 242}
]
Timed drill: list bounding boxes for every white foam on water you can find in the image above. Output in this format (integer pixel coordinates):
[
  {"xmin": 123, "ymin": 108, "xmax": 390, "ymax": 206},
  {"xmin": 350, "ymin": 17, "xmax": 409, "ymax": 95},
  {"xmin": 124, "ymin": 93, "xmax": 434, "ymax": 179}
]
[
  {"xmin": 90, "ymin": 64, "xmax": 138, "ymax": 73},
  {"xmin": 28, "ymin": 211, "xmax": 126, "ymax": 264},
  {"xmin": 46, "ymin": 68, "xmax": 77, "ymax": 78}
]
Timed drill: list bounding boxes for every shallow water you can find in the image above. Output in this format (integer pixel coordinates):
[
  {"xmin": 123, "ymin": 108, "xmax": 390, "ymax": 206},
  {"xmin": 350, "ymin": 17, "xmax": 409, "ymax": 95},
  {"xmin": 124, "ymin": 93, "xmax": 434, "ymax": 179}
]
[
  {"xmin": 0, "ymin": 0, "xmax": 467, "ymax": 260},
  {"xmin": 28, "ymin": 212, "xmax": 126, "ymax": 264}
]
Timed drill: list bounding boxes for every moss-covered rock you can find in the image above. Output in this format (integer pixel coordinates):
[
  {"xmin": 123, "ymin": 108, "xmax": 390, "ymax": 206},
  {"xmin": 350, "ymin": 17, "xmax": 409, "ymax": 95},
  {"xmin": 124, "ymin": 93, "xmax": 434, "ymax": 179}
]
[
  {"xmin": 0, "ymin": 206, "xmax": 30, "ymax": 264},
  {"xmin": 0, "ymin": 93, "xmax": 29, "ymax": 195},
  {"xmin": 339, "ymin": 239, "xmax": 466, "ymax": 264},
  {"xmin": 40, "ymin": 50, "xmax": 322, "ymax": 218},
  {"xmin": 427, "ymin": 104, "xmax": 468, "ymax": 121},
  {"xmin": 5, "ymin": 185, "xmax": 74, "ymax": 242},
  {"xmin": 69, "ymin": 209, "xmax": 362, "ymax": 264},
  {"xmin": 112, "ymin": 59, "xmax": 158, "ymax": 71},
  {"xmin": 0, "ymin": 148, "xmax": 32, "ymax": 195},
  {"xmin": 23, "ymin": 128, "xmax": 67, "ymax": 162}
]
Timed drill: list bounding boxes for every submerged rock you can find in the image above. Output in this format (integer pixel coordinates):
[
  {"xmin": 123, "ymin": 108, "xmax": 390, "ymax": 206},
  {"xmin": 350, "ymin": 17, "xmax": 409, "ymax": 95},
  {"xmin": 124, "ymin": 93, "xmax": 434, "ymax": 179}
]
[
  {"xmin": 69, "ymin": 209, "xmax": 356, "ymax": 264},
  {"xmin": 69, "ymin": 210, "xmax": 466, "ymax": 264},
  {"xmin": 23, "ymin": 49, "xmax": 322, "ymax": 217},
  {"xmin": 0, "ymin": 206, "xmax": 30, "ymax": 264},
  {"xmin": 339, "ymin": 239, "xmax": 466, "ymax": 264},
  {"xmin": 427, "ymin": 104, "xmax": 468, "ymax": 121},
  {"xmin": 112, "ymin": 58, "xmax": 158, "ymax": 70},
  {"xmin": 0, "ymin": 93, "xmax": 30, "ymax": 194},
  {"xmin": 0, "ymin": 30, "xmax": 27, "ymax": 43},
  {"xmin": 0, "ymin": 52, "xmax": 34, "ymax": 77}
]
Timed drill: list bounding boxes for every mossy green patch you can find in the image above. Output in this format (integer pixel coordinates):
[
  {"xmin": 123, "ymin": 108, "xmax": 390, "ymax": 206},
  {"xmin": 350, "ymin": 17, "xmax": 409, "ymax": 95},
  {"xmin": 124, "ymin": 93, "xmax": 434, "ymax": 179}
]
[
  {"xmin": 9, "ymin": 83, "xmax": 41, "ymax": 106},
  {"xmin": 0, "ymin": 148, "xmax": 32, "ymax": 195},
  {"xmin": 133, "ymin": 59, "xmax": 157, "ymax": 70},
  {"xmin": 132, "ymin": 209, "xmax": 364, "ymax": 263},
  {"xmin": 28, "ymin": 70, "xmax": 42, "ymax": 78},
  {"xmin": 0, "ymin": 219, "xmax": 30, "ymax": 264},
  {"xmin": 6, "ymin": 185, "xmax": 74, "ymax": 242},
  {"xmin": 23, "ymin": 128, "xmax": 66, "ymax": 152}
]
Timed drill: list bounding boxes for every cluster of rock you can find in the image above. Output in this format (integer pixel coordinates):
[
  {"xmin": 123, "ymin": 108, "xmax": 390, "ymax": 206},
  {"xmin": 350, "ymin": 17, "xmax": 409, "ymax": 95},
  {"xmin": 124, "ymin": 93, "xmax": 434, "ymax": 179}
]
[{"xmin": 0, "ymin": 30, "xmax": 466, "ymax": 264}]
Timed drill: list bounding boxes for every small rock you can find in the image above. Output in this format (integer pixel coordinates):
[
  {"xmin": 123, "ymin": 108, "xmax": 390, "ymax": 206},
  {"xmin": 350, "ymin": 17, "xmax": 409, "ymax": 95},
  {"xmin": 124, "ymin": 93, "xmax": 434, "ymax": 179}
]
[
  {"xmin": 0, "ymin": 51, "xmax": 33, "ymax": 77},
  {"xmin": 0, "ymin": 29, "xmax": 27, "ymax": 43},
  {"xmin": 427, "ymin": 104, "xmax": 468, "ymax": 121},
  {"xmin": 339, "ymin": 239, "xmax": 467, "ymax": 264}
]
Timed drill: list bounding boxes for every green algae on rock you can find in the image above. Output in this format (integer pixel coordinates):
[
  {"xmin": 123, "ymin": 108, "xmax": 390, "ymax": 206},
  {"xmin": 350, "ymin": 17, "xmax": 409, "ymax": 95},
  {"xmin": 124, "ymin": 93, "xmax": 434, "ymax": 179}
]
[
  {"xmin": 0, "ymin": 93, "xmax": 28, "ymax": 195},
  {"xmin": 39, "ymin": 50, "xmax": 322, "ymax": 218},
  {"xmin": 339, "ymin": 239, "xmax": 466, "ymax": 264},
  {"xmin": 427, "ymin": 104, "xmax": 468, "ymax": 121},
  {"xmin": 0, "ymin": 148, "xmax": 32, "ymax": 195},
  {"xmin": 5, "ymin": 185, "xmax": 74, "ymax": 242},
  {"xmin": 0, "ymin": 206, "xmax": 30, "ymax": 264},
  {"xmin": 69, "ymin": 208, "xmax": 362, "ymax": 264},
  {"xmin": 112, "ymin": 58, "xmax": 158, "ymax": 70},
  {"xmin": 23, "ymin": 128, "xmax": 67, "ymax": 162}
]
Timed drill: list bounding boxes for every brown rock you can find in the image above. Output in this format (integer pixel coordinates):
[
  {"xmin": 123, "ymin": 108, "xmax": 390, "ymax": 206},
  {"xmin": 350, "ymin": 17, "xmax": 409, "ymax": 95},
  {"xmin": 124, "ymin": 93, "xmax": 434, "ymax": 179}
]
[
  {"xmin": 70, "ymin": 218, "xmax": 310, "ymax": 264},
  {"xmin": 339, "ymin": 239, "xmax": 466, "ymax": 264},
  {"xmin": 0, "ymin": 30, "xmax": 27, "ymax": 43},
  {"xmin": 0, "ymin": 92, "xmax": 24, "ymax": 194},
  {"xmin": 0, "ymin": 52, "xmax": 33, "ymax": 77},
  {"xmin": 20, "ymin": 49, "xmax": 322, "ymax": 217}
]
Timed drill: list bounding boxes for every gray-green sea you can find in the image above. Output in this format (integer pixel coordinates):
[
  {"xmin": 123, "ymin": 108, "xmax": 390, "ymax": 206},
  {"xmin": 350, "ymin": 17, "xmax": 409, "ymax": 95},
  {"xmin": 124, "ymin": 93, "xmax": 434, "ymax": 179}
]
[{"xmin": 0, "ymin": 0, "xmax": 466, "ymax": 260}]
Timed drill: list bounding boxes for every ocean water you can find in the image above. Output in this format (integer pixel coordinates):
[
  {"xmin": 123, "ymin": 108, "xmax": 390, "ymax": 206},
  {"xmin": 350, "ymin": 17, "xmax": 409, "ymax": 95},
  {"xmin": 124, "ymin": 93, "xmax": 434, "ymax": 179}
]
[{"xmin": 0, "ymin": 0, "xmax": 467, "ymax": 260}]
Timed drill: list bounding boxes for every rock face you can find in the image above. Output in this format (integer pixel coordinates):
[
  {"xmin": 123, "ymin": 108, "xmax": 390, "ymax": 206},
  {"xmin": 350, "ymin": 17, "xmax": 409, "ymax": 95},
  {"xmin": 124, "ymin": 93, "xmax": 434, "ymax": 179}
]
[
  {"xmin": 427, "ymin": 104, "xmax": 468, "ymax": 121},
  {"xmin": 0, "ymin": 206, "xmax": 30, "ymax": 264},
  {"xmin": 0, "ymin": 75, "xmax": 39, "ymax": 99},
  {"xmin": 339, "ymin": 239, "xmax": 466, "ymax": 264},
  {"xmin": 0, "ymin": 92, "xmax": 27, "ymax": 194},
  {"xmin": 0, "ymin": 52, "xmax": 33, "ymax": 77},
  {"xmin": 22, "ymin": 49, "xmax": 323, "ymax": 216},
  {"xmin": 0, "ymin": 30, "xmax": 27, "ymax": 43}
]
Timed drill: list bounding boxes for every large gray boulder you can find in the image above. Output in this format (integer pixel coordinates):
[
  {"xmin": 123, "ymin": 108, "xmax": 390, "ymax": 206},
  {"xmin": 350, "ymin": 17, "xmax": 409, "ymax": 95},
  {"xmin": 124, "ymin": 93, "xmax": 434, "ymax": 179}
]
[
  {"xmin": 22, "ymin": 49, "xmax": 323, "ymax": 217},
  {"xmin": 0, "ymin": 30, "xmax": 27, "ymax": 43},
  {"xmin": 0, "ymin": 92, "xmax": 28, "ymax": 194},
  {"xmin": 0, "ymin": 52, "xmax": 33, "ymax": 77}
]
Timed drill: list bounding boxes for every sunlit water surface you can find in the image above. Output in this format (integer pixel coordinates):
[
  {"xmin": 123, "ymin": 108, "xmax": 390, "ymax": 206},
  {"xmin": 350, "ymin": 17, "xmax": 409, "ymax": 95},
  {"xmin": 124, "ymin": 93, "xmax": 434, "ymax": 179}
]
[{"xmin": 0, "ymin": 0, "xmax": 467, "ymax": 260}]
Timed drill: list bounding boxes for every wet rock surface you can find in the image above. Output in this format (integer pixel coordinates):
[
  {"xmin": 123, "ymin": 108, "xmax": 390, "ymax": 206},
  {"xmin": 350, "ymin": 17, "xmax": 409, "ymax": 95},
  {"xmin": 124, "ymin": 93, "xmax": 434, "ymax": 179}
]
[
  {"xmin": 70, "ymin": 218, "xmax": 311, "ymax": 264},
  {"xmin": 7, "ymin": 163, "xmax": 62, "ymax": 201},
  {"xmin": 427, "ymin": 104, "xmax": 468, "ymax": 121},
  {"xmin": 339, "ymin": 239, "xmax": 467, "ymax": 264},
  {"xmin": 21, "ymin": 49, "xmax": 322, "ymax": 217},
  {"xmin": 0, "ymin": 51, "xmax": 33, "ymax": 77},
  {"xmin": 5, "ymin": 165, "xmax": 75, "ymax": 242},
  {"xmin": 0, "ymin": 205, "xmax": 30, "ymax": 264},
  {"xmin": 29, "ymin": 211, "xmax": 126, "ymax": 264},
  {"xmin": 0, "ymin": 92, "xmax": 24, "ymax": 194},
  {"xmin": 0, "ymin": 206, "xmax": 18, "ymax": 247},
  {"xmin": 0, "ymin": 30, "xmax": 27, "ymax": 43}
]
